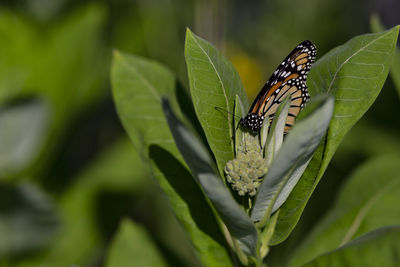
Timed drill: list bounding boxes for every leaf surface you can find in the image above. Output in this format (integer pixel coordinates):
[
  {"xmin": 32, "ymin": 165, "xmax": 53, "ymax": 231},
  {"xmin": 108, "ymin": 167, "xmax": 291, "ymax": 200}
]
[{"xmin": 185, "ymin": 29, "xmax": 249, "ymax": 176}]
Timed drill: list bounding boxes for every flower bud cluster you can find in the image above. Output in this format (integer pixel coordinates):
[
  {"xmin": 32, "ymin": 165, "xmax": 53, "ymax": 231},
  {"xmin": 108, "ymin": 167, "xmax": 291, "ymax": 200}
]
[{"xmin": 224, "ymin": 134, "xmax": 268, "ymax": 197}]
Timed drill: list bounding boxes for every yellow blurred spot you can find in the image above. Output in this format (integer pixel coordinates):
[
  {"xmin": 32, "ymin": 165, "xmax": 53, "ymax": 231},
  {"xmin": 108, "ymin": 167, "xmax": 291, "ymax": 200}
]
[{"xmin": 226, "ymin": 44, "xmax": 264, "ymax": 100}]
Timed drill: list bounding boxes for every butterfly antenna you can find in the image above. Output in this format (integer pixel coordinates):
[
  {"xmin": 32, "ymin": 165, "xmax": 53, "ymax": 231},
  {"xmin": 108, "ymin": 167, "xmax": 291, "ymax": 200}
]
[{"xmin": 215, "ymin": 107, "xmax": 242, "ymax": 120}]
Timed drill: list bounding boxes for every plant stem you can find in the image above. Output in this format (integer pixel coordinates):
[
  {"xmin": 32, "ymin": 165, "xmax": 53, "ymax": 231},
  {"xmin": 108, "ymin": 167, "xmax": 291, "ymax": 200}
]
[
  {"xmin": 248, "ymin": 197, "xmax": 252, "ymax": 210},
  {"xmin": 232, "ymin": 238, "xmax": 248, "ymax": 266}
]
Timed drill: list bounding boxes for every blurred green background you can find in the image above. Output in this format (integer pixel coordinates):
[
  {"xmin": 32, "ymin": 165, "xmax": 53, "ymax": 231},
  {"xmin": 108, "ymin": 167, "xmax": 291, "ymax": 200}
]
[{"xmin": 0, "ymin": 0, "xmax": 399, "ymax": 266}]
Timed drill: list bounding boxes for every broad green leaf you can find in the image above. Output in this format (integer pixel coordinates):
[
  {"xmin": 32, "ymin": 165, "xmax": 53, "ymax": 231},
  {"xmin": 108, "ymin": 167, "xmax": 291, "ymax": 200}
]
[
  {"xmin": 185, "ymin": 28, "xmax": 249, "ymax": 176},
  {"xmin": 370, "ymin": 15, "xmax": 400, "ymax": 98},
  {"xmin": 0, "ymin": 182, "xmax": 59, "ymax": 258},
  {"xmin": 111, "ymin": 51, "xmax": 232, "ymax": 266},
  {"xmin": 251, "ymin": 97, "xmax": 333, "ymax": 223},
  {"xmin": 163, "ymin": 99, "xmax": 258, "ymax": 256},
  {"xmin": 271, "ymin": 26, "xmax": 400, "ymax": 244},
  {"xmin": 309, "ymin": 26, "xmax": 399, "ymax": 167},
  {"xmin": 106, "ymin": 219, "xmax": 168, "ymax": 267},
  {"xmin": 301, "ymin": 226, "xmax": 400, "ymax": 267},
  {"xmin": 290, "ymin": 155, "xmax": 400, "ymax": 267},
  {"xmin": 0, "ymin": 99, "xmax": 49, "ymax": 178}
]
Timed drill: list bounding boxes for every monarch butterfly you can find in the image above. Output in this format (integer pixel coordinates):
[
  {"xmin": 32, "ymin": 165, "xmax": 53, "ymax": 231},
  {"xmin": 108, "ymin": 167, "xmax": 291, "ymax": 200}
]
[{"xmin": 239, "ymin": 40, "xmax": 316, "ymax": 133}]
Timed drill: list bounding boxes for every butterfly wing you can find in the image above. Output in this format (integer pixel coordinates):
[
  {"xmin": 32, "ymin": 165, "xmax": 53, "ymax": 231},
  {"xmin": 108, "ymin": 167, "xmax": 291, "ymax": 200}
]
[{"xmin": 249, "ymin": 40, "xmax": 316, "ymax": 133}]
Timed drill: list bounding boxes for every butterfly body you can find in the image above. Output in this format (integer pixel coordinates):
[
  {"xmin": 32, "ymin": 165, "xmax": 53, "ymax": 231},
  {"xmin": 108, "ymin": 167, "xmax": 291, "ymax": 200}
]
[
  {"xmin": 239, "ymin": 113, "xmax": 264, "ymax": 132},
  {"xmin": 239, "ymin": 40, "xmax": 316, "ymax": 133}
]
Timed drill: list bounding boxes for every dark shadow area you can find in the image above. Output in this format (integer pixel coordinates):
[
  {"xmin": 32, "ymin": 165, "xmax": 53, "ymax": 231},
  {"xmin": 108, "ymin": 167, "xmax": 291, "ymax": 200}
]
[
  {"xmin": 95, "ymin": 189, "xmax": 195, "ymax": 267},
  {"xmin": 0, "ymin": 95, "xmax": 41, "ymax": 112},
  {"xmin": 152, "ymin": 237, "xmax": 188, "ymax": 267},
  {"xmin": 95, "ymin": 191, "xmax": 138, "ymax": 242},
  {"xmin": 364, "ymin": 79, "xmax": 400, "ymax": 132},
  {"xmin": 149, "ymin": 144, "xmax": 229, "ymax": 249},
  {"xmin": 94, "ymin": 189, "xmax": 187, "ymax": 267},
  {"xmin": 175, "ymin": 82, "xmax": 208, "ymax": 147},
  {"xmin": 41, "ymin": 93, "xmax": 125, "ymax": 194}
]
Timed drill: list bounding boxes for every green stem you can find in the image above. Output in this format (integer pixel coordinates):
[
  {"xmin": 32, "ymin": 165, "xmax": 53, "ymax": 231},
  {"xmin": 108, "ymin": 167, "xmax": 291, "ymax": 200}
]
[
  {"xmin": 248, "ymin": 197, "xmax": 252, "ymax": 210},
  {"xmin": 232, "ymin": 238, "xmax": 248, "ymax": 266},
  {"xmin": 259, "ymin": 211, "xmax": 280, "ymax": 260}
]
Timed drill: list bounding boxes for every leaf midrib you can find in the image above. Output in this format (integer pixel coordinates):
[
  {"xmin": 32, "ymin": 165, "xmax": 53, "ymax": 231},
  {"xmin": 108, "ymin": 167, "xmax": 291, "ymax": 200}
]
[
  {"xmin": 314, "ymin": 30, "xmax": 394, "ymax": 191},
  {"xmin": 327, "ymin": 30, "xmax": 393, "ymax": 93},
  {"xmin": 190, "ymin": 34, "xmax": 233, "ymax": 136}
]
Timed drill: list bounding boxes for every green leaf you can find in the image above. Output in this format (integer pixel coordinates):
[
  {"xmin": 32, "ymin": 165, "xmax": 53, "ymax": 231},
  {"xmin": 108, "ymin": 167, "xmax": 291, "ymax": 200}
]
[
  {"xmin": 234, "ymin": 95, "xmax": 246, "ymax": 156},
  {"xmin": 370, "ymin": 15, "xmax": 400, "ymax": 98},
  {"xmin": 259, "ymin": 116, "xmax": 270, "ymax": 155},
  {"xmin": 263, "ymin": 96, "xmax": 291, "ymax": 164},
  {"xmin": 271, "ymin": 26, "xmax": 400, "ymax": 244},
  {"xmin": 0, "ymin": 99, "xmax": 49, "ymax": 178},
  {"xmin": 163, "ymin": 99, "xmax": 258, "ymax": 256},
  {"xmin": 300, "ymin": 226, "xmax": 400, "ymax": 267},
  {"xmin": 0, "ymin": 182, "xmax": 59, "ymax": 258},
  {"xmin": 111, "ymin": 51, "xmax": 232, "ymax": 266},
  {"xmin": 290, "ymin": 155, "xmax": 400, "ymax": 266},
  {"xmin": 106, "ymin": 219, "xmax": 168, "ymax": 267},
  {"xmin": 185, "ymin": 28, "xmax": 249, "ymax": 176},
  {"xmin": 259, "ymin": 211, "xmax": 280, "ymax": 258},
  {"xmin": 251, "ymin": 97, "xmax": 333, "ymax": 223}
]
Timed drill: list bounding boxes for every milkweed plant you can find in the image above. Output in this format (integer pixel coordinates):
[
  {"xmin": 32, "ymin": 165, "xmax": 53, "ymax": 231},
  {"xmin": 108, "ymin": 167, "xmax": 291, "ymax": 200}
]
[{"xmin": 111, "ymin": 24, "xmax": 399, "ymax": 266}]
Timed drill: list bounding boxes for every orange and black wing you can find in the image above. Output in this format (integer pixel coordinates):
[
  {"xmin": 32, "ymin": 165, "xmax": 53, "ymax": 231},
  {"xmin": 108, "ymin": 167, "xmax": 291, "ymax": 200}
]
[{"xmin": 249, "ymin": 40, "xmax": 316, "ymax": 133}]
